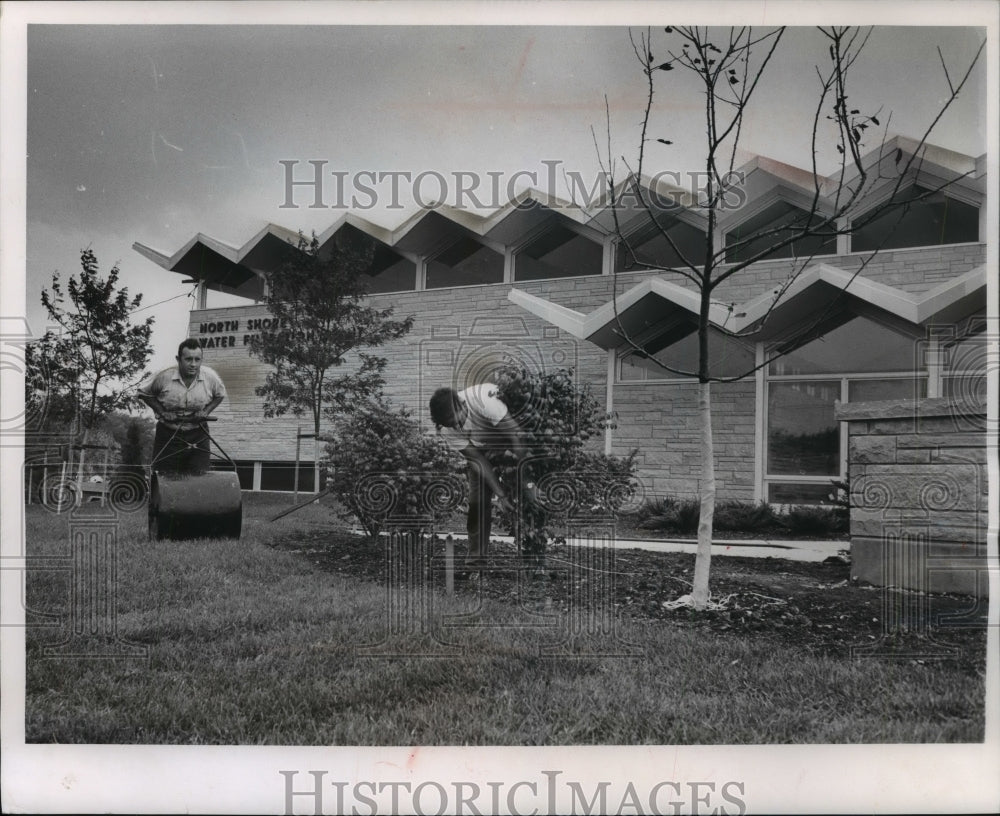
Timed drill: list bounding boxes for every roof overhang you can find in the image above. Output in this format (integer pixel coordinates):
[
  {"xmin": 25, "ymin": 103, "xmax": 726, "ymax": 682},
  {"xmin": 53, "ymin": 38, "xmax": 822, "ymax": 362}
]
[
  {"xmin": 509, "ymin": 263, "xmax": 987, "ymax": 352},
  {"xmin": 133, "ymin": 233, "xmax": 264, "ymax": 298}
]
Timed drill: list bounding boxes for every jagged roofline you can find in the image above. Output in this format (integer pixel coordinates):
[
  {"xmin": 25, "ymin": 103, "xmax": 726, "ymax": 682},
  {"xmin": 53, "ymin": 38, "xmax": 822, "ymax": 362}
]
[
  {"xmin": 508, "ymin": 263, "xmax": 987, "ymax": 350},
  {"xmin": 132, "ymin": 187, "xmax": 595, "ymax": 275},
  {"xmin": 132, "ymin": 136, "xmax": 983, "ymax": 276},
  {"xmin": 587, "ymin": 135, "xmax": 985, "ymax": 232},
  {"xmin": 734, "ymin": 134, "xmax": 984, "ymax": 197}
]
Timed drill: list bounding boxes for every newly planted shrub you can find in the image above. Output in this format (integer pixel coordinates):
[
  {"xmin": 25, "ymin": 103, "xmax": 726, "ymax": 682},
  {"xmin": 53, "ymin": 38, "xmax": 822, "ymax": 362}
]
[
  {"xmin": 327, "ymin": 369, "xmax": 638, "ymax": 559},
  {"xmin": 491, "ymin": 366, "xmax": 638, "ymax": 561},
  {"xmin": 325, "ymin": 401, "xmax": 462, "ymax": 539}
]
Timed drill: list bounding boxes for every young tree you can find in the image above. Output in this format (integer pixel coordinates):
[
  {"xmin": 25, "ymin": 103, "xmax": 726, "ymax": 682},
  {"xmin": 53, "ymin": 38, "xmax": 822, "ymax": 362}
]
[
  {"xmin": 30, "ymin": 249, "xmax": 155, "ymax": 440},
  {"xmin": 247, "ymin": 232, "xmax": 415, "ymax": 483},
  {"xmin": 100, "ymin": 411, "xmax": 155, "ymax": 464},
  {"xmin": 602, "ymin": 26, "xmax": 983, "ymax": 609}
]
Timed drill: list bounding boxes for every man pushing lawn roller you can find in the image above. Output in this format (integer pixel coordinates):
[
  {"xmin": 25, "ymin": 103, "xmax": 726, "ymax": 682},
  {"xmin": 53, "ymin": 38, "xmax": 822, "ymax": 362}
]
[
  {"xmin": 138, "ymin": 339, "xmax": 226, "ymax": 475},
  {"xmin": 429, "ymin": 383, "xmax": 539, "ymax": 574},
  {"xmin": 138, "ymin": 339, "xmax": 242, "ymax": 540}
]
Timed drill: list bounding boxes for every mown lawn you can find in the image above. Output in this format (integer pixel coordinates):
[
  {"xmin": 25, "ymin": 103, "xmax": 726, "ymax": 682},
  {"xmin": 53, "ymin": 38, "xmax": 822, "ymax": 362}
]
[{"xmin": 22, "ymin": 494, "xmax": 987, "ymax": 744}]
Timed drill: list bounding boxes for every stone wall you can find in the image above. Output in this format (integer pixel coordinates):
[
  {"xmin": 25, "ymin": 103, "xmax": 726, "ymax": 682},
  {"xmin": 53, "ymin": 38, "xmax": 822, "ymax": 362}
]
[
  {"xmin": 183, "ymin": 240, "xmax": 984, "ymax": 498},
  {"xmin": 610, "ymin": 380, "xmax": 756, "ymax": 501},
  {"xmin": 835, "ymin": 397, "xmax": 989, "ymax": 596}
]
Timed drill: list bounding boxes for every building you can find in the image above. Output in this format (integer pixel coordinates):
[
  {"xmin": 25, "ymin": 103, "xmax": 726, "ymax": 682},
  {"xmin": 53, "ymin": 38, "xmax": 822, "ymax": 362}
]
[{"xmin": 133, "ymin": 136, "xmax": 987, "ymax": 507}]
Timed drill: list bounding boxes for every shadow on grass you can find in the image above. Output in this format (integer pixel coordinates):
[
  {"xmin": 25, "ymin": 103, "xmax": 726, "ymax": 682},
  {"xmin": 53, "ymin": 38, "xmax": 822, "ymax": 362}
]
[{"xmin": 21, "ymin": 500, "xmax": 988, "ymax": 745}]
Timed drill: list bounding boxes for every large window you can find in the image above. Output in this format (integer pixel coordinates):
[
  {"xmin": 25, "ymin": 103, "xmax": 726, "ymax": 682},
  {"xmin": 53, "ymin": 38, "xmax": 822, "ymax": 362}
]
[
  {"xmin": 620, "ymin": 328, "xmax": 755, "ymax": 381},
  {"xmin": 725, "ymin": 200, "xmax": 836, "ymax": 263},
  {"xmin": 765, "ymin": 316, "xmax": 926, "ymax": 504},
  {"xmin": 851, "ymin": 185, "xmax": 979, "ymax": 252},
  {"xmin": 212, "ymin": 459, "xmax": 256, "ymax": 490},
  {"xmin": 514, "ymin": 223, "xmax": 602, "ymax": 281},
  {"xmin": 211, "ymin": 460, "xmax": 324, "ymax": 492},
  {"xmin": 329, "ymin": 225, "xmax": 417, "ymax": 293},
  {"xmin": 363, "ymin": 246, "xmax": 416, "ymax": 294},
  {"xmin": 425, "ymin": 236, "xmax": 504, "ymax": 289},
  {"xmin": 767, "ymin": 380, "xmax": 841, "ymax": 478},
  {"xmin": 616, "ymin": 219, "xmax": 706, "ymax": 272},
  {"xmin": 260, "ymin": 461, "xmax": 322, "ymax": 492},
  {"xmin": 768, "ymin": 316, "xmax": 921, "ymax": 375}
]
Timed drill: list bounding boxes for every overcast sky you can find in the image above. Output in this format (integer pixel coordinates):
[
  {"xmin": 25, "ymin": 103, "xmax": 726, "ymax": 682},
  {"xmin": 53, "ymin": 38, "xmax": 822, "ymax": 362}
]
[{"xmin": 16, "ymin": 12, "xmax": 989, "ymax": 371}]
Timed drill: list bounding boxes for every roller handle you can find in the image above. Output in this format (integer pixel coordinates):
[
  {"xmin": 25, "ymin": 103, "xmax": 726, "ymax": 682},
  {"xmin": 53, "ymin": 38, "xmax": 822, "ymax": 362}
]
[{"xmin": 158, "ymin": 411, "xmax": 218, "ymax": 422}]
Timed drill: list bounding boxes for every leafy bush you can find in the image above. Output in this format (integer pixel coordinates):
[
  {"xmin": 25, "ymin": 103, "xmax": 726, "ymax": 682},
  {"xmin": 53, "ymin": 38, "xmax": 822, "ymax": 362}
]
[
  {"xmin": 780, "ymin": 505, "xmax": 849, "ymax": 536},
  {"xmin": 491, "ymin": 366, "xmax": 637, "ymax": 561},
  {"xmin": 633, "ymin": 496, "xmax": 846, "ymax": 537},
  {"xmin": 714, "ymin": 500, "xmax": 778, "ymax": 533},
  {"xmin": 637, "ymin": 496, "xmax": 702, "ymax": 534},
  {"xmin": 326, "ymin": 368, "xmax": 638, "ymax": 560},
  {"xmin": 324, "ymin": 401, "xmax": 462, "ymax": 539},
  {"xmin": 829, "ymin": 474, "xmax": 851, "ymax": 510}
]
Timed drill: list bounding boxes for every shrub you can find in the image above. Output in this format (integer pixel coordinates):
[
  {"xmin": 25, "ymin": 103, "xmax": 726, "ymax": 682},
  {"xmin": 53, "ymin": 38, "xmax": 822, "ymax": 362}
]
[
  {"xmin": 324, "ymin": 401, "xmax": 462, "ymax": 539},
  {"xmin": 637, "ymin": 496, "xmax": 701, "ymax": 534},
  {"xmin": 633, "ymin": 496, "xmax": 847, "ymax": 538},
  {"xmin": 780, "ymin": 505, "xmax": 849, "ymax": 536},
  {"xmin": 633, "ymin": 497, "xmax": 668, "ymax": 524},
  {"xmin": 491, "ymin": 365, "xmax": 636, "ymax": 561},
  {"xmin": 829, "ymin": 474, "xmax": 851, "ymax": 510},
  {"xmin": 713, "ymin": 500, "xmax": 778, "ymax": 533},
  {"xmin": 326, "ymin": 369, "xmax": 638, "ymax": 559}
]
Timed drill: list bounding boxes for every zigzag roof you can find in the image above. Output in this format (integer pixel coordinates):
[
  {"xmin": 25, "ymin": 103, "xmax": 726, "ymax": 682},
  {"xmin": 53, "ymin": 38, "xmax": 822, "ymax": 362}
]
[
  {"xmin": 508, "ymin": 264, "xmax": 987, "ymax": 351},
  {"xmin": 132, "ymin": 137, "xmax": 985, "ymax": 291}
]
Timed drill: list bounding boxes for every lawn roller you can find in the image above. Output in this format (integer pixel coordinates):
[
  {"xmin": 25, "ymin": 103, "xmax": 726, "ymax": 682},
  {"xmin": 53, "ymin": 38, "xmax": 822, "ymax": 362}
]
[{"xmin": 148, "ymin": 415, "xmax": 242, "ymax": 541}]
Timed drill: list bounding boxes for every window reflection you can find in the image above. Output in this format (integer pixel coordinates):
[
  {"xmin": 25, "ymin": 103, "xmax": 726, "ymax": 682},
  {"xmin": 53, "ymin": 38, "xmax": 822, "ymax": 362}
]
[
  {"xmin": 942, "ymin": 327, "xmax": 987, "ymax": 402},
  {"xmin": 767, "ymin": 380, "xmax": 840, "ymax": 476},
  {"xmin": 769, "ymin": 316, "xmax": 919, "ymax": 375},
  {"xmin": 515, "ymin": 224, "xmax": 602, "ymax": 281},
  {"xmin": 620, "ymin": 329, "xmax": 755, "ymax": 381},
  {"xmin": 426, "ymin": 237, "xmax": 504, "ymax": 289},
  {"xmin": 851, "ymin": 185, "xmax": 979, "ymax": 252},
  {"xmin": 617, "ymin": 220, "xmax": 706, "ymax": 271},
  {"xmin": 726, "ymin": 201, "xmax": 836, "ymax": 263}
]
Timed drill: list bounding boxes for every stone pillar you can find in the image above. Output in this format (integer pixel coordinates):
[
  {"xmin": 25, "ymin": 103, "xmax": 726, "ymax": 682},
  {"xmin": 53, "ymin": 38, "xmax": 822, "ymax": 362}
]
[{"xmin": 835, "ymin": 397, "xmax": 988, "ymax": 597}]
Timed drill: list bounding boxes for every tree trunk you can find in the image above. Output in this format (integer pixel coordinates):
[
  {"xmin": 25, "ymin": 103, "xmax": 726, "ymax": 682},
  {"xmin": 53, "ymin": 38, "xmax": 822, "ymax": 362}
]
[
  {"xmin": 691, "ymin": 380, "xmax": 715, "ymax": 609},
  {"xmin": 75, "ymin": 426, "xmax": 90, "ymax": 508},
  {"xmin": 313, "ymin": 413, "xmax": 321, "ymax": 495}
]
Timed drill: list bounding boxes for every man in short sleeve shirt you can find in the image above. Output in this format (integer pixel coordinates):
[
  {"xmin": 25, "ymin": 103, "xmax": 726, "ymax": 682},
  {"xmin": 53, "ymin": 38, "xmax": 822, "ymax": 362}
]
[
  {"xmin": 429, "ymin": 383, "xmax": 533, "ymax": 569},
  {"xmin": 138, "ymin": 338, "xmax": 227, "ymax": 475}
]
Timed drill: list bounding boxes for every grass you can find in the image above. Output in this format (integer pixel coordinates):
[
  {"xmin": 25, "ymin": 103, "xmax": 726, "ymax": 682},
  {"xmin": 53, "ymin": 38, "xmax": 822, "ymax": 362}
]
[{"xmin": 22, "ymin": 493, "xmax": 985, "ymax": 744}]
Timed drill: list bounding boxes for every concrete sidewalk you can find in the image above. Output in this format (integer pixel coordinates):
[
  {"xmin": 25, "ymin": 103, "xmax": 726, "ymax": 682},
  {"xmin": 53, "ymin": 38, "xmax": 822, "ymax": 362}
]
[
  {"xmin": 442, "ymin": 533, "xmax": 847, "ymax": 563},
  {"xmin": 602, "ymin": 537, "xmax": 847, "ymax": 563}
]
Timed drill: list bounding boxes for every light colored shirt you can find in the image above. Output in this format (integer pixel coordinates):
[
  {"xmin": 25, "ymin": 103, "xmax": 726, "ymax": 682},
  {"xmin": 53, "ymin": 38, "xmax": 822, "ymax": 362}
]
[
  {"xmin": 438, "ymin": 383, "xmax": 509, "ymax": 452},
  {"xmin": 139, "ymin": 365, "xmax": 226, "ymax": 429}
]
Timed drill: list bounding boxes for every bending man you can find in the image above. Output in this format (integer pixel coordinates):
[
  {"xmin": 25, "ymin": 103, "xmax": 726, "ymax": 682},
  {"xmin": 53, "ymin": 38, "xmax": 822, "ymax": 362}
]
[
  {"xmin": 429, "ymin": 383, "xmax": 534, "ymax": 570},
  {"xmin": 138, "ymin": 339, "xmax": 227, "ymax": 475}
]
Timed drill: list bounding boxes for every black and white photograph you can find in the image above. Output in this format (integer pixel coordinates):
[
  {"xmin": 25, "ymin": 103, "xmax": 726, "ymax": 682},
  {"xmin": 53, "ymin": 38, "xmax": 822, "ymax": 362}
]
[{"xmin": 1, "ymin": 1, "xmax": 997, "ymax": 813}]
